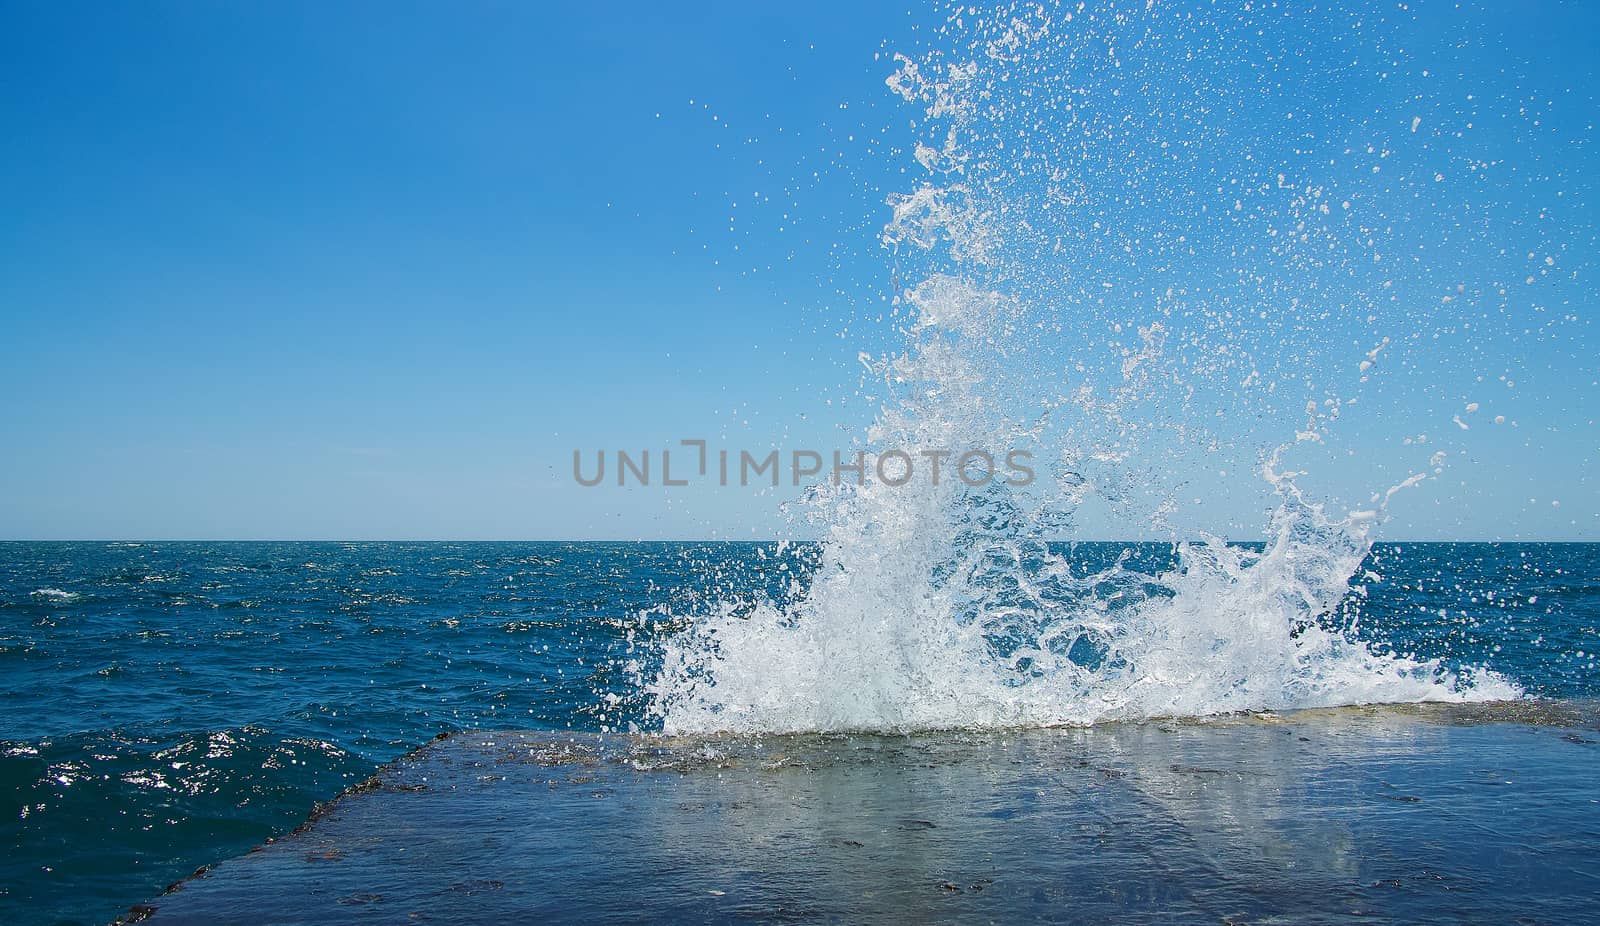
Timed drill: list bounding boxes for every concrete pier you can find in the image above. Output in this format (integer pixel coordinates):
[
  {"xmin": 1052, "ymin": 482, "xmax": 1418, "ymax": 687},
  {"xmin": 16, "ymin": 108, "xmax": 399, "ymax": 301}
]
[{"xmin": 124, "ymin": 702, "xmax": 1600, "ymax": 924}]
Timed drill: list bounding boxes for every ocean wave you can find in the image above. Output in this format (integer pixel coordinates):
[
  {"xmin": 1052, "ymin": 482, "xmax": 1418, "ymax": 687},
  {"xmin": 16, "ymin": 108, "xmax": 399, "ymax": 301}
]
[{"xmin": 645, "ymin": 3, "xmax": 1523, "ymax": 735}]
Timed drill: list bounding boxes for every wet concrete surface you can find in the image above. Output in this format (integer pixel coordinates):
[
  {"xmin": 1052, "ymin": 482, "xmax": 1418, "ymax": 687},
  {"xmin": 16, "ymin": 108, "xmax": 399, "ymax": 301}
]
[{"xmin": 123, "ymin": 702, "xmax": 1600, "ymax": 924}]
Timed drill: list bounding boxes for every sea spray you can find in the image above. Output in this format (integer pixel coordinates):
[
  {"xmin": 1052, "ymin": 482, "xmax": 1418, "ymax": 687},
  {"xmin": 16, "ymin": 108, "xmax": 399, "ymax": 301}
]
[{"xmin": 645, "ymin": 2, "xmax": 1522, "ymax": 734}]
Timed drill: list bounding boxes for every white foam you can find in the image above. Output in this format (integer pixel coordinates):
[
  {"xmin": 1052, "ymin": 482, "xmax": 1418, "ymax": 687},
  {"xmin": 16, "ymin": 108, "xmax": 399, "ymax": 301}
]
[{"xmin": 645, "ymin": 2, "xmax": 1519, "ymax": 736}]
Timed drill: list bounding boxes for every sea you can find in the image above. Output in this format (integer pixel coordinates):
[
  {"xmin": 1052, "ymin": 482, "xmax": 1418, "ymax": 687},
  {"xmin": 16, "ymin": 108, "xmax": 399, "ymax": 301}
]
[
  {"xmin": 1, "ymin": 540, "xmax": 1596, "ymax": 924},
  {"xmin": 6, "ymin": 1, "xmax": 1597, "ymax": 923}
]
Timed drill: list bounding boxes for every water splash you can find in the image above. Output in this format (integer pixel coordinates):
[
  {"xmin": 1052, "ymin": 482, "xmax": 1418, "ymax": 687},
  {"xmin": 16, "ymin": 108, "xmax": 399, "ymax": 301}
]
[{"xmin": 648, "ymin": 2, "xmax": 1522, "ymax": 734}]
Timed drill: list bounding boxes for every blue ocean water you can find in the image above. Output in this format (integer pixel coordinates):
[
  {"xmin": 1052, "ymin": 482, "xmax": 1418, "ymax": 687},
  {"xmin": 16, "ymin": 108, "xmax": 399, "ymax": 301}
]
[{"xmin": 1, "ymin": 540, "xmax": 1596, "ymax": 924}]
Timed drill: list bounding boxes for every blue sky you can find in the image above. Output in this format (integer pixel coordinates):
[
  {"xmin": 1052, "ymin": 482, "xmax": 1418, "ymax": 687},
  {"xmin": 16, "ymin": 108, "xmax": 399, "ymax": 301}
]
[{"xmin": 0, "ymin": 1, "xmax": 1595, "ymax": 540}]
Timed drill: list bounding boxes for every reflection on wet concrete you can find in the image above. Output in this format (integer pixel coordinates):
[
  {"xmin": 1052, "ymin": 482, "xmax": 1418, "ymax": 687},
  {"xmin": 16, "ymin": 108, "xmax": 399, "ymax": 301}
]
[{"xmin": 130, "ymin": 702, "xmax": 1600, "ymax": 924}]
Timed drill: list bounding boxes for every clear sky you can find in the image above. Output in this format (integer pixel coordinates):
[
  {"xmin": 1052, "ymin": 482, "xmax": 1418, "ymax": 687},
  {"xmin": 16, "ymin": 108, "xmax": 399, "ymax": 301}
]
[{"xmin": 1, "ymin": 1, "xmax": 1595, "ymax": 541}]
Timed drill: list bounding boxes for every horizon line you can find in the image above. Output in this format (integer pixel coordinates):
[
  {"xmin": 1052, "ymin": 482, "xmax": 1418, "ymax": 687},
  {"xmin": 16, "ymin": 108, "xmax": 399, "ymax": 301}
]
[{"xmin": 1, "ymin": 537, "xmax": 1595, "ymax": 545}]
